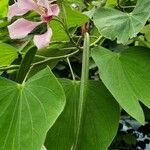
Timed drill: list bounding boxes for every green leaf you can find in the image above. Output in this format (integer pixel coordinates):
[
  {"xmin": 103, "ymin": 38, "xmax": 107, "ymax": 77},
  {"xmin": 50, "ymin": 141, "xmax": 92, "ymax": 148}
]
[
  {"xmin": 49, "ymin": 20, "xmax": 69, "ymax": 41},
  {"xmin": 45, "ymin": 80, "xmax": 120, "ymax": 150},
  {"xmin": 0, "ymin": 67, "xmax": 66, "ymax": 150},
  {"xmin": 66, "ymin": 0, "xmax": 85, "ymax": 6},
  {"xmin": 0, "ymin": 0, "xmax": 9, "ymax": 18},
  {"xmin": 106, "ymin": 0, "xmax": 117, "ymax": 6},
  {"xmin": 64, "ymin": 5, "xmax": 89, "ymax": 28},
  {"xmin": 141, "ymin": 25, "xmax": 150, "ymax": 42},
  {"xmin": 16, "ymin": 47, "xmax": 37, "ymax": 84},
  {"xmin": 92, "ymin": 0, "xmax": 150, "ymax": 44},
  {"xmin": 0, "ymin": 43, "xmax": 18, "ymax": 66},
  {"xmin": 51, "ymin": 4, "xmax": 88, "ymax": 41},
  {"xmin": 92, "ymin": 46, "xmax": 150, "ymax": 124}
]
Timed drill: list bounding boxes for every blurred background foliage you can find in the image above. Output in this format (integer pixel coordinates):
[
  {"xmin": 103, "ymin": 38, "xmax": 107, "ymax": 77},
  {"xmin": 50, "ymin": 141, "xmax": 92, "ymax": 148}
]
[{"xmin": 0, "ymin": 0, "xmax": 150, "ymax": 149}]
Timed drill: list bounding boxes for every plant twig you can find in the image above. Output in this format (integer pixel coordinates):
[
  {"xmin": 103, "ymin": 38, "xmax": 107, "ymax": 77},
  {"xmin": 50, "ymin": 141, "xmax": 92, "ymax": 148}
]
[
  {"xmin": 50, "ymin": 41, "xmax": 69, "ymax": 45},
  {"xmin": 117, "ymin": 0, "xmax": 135, "ymax": 9},
  {"xmin": 90, "ymin": 36, "xmax": 104, "ymax": 47},
  {"xmin": 31, "ymin": 49, "xmax": 80, "ymax": 66},
  {"xmin": 0, "ymin": 50, "xmax": 80, "ymax": 73},
  {"xmin": 67, "ymin": 57, "xmax": 75, "ymax": 80},
  {"xmin": 0, "ymin": 65, "xmax": 19, "ymax": 72}
]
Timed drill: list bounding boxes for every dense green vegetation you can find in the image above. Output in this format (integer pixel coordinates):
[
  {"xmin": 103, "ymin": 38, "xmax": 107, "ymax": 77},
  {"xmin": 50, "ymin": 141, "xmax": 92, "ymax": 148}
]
[{"xmin": 0, "ymin": 0, "xmax": 150, "ymax": 149}]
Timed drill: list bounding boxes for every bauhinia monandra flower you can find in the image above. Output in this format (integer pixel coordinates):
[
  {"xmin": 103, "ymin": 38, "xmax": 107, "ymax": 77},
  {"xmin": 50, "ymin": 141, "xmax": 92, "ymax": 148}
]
[{"xmin": 8, "ymin": 0, "xmax": 60, "ymax": 49}]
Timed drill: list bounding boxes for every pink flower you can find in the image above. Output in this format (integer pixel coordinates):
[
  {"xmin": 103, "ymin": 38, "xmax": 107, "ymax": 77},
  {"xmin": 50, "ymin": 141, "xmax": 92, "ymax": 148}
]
[{"xmin": 8, "ymin": 0, "xmax": 60, "ymax": 49}]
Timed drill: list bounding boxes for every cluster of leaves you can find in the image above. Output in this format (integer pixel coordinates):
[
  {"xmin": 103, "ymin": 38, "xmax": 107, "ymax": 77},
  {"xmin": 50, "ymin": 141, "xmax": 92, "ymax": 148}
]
[{"xmin": 0, "ymin": 0, "xmax": 150, "ymax": 150}]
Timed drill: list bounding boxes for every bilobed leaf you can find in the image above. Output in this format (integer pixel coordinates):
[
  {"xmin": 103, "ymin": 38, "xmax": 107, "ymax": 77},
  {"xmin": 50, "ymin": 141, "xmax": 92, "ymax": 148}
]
[
  {"xmin": 45, "ymin": 80, "xmax": 120, "ymax": 150},
  {"xmin": 0, "ymin": 67, "xmax": 65, "ymax": 150},
  {"xmin": 92, "ymin": 0, "xmax": 150, "ymax": 44},
  {"xmin": 0, "ymin": 43, "xmax": 18, "ymax": 66},
  {"xmin": 92, "ymin": 46, "xmax": 150, "ymax": 124}
]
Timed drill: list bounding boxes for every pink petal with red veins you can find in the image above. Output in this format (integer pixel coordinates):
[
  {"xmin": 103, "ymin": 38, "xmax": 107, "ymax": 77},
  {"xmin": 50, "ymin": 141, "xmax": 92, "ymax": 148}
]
[
  {"xmin": 8, "ymin": 18, "xmax": 41, "ymax": 39},
  {"xmin": 8, "ymin": 3, "xmax": 29, "ymax": 21},
  {"xmin": 50, "ymin": 4, "xmax": 60, "ymax": 16},
  {"xmin": 33, "ymin": 27, "xmax": 52, "ymax": 49}
]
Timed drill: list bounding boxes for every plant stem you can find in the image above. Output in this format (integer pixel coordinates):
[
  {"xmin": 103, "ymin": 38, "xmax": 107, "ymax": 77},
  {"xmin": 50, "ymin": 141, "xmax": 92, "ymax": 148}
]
[
  {"xmin": 22, "ymin": 50, "xmax": 78, "ymax": 83},
  {"xmin": 46, "ymin": 46, "xmax": 79, "ymax": 51},
  {"xmin": 22, "ymin": 65, "xmax": 34, "ymax": 84},
  {"xmin": 73, "ymin": 32, "xmax": 90, "ymax": 150},
  {"xmin": 50, "ymin": 41, "xmax": 69, "ymax": 45},
  {"xmin": 117, "ymin": 0, "xmax": 135, "ymax": 9},
  {"xmin": 20, "ymin": 52, "xmax": 46, "ymax": 59},
  {"xmin": 90, "ymin": 36, "xmax": 104, "ymax": 47},
  {"xmin": 0, "ymin": 50, "xmax": 80, "ymax": 73},
  {"xmin": 67, "ymin": 57, "xmax": 75, "ymax": 80},
  {"xmin": 32, "ymin": 49, "xmax": 79, "ymax": 67},
  {"xmin": 0, "ymin": 65, "xmax": 19, "ymax": 72}
]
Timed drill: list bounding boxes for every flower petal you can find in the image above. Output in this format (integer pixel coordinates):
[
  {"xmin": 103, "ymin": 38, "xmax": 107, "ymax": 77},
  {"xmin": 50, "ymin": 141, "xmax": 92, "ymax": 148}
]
[
  {"xmin": 33, "ymin": 26, "xmax": 52, "ymax": 49},
  {"xmin": 37, "ymin": 0, "xmax": 49, "ymax": 7},
  {"xmin": 50, "ymin": 4, "xmax": 60, "ymax": 16},
  {"xmin": 8, "ymin": 3, "xmax": 29, "ymax": 21},
  {"xmin": 17, "ymin": 0, "xmax": 38, "ymax": 11},
  {"xmin": 37, "ymin": 0, "xmax": 53, "ymax": 15},
  {"xmin": 8, "ymin": 18, "xmax": 41, "ymax": 39}
]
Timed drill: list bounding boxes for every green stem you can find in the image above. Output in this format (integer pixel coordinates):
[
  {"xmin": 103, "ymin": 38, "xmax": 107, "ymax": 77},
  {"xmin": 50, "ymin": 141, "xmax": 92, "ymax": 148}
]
[
  {"xmin": 46, "ymin": 46, "xmax": 79, "ymax": 51},
  {"xmin": 90, "ymin": 36, "xmax": 104, "ymax": 47},
  {"xmin": 49, "ymin": 41, "xmax": 69, "ymax": 45},
  {"xmin": 31, "ymin": 49, "xmax": 79, "ymax": 67},
  {"xmin": 21, "ymin": 47, "xmax": 79, "ymax": 60},
  {"xmin": 67, "ymin": 57, "xmax": 75, "ymax": 80},
  {"xmin": 73, "ymin": 32, "xmax": 90, "ymax": 150},
  {"xmin": 0, "ymin": 65, "xmax": 19, "ymax": 72},
  {"xmin": 20, "ymin": 52, "xmax": 46, "ymax": 59},
  {"xmin": 0, "ymin": 50, "xmax": 79, "ymax": 73},
  {"xmin": 117, "ymin": 0, "xmax": 135, "ymax": 9}
]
